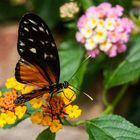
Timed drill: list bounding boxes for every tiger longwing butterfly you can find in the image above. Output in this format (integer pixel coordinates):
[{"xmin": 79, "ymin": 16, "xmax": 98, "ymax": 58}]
[{"xmin": 14, "ymin": 13, "xmax": 69, "ymax": 104}]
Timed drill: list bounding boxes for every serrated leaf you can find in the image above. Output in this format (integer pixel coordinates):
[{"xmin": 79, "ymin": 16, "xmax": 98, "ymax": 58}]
[
  {"xmin": 86, "ymin": 115, "xmax": 140, "ymax": 140},
  {"xmin": 36, "ymin": 128, "xmax": 55, "ymax": 140},
  {"xmin": 104, "ymin": 34, "xmax": 140, "ymax": 89}
]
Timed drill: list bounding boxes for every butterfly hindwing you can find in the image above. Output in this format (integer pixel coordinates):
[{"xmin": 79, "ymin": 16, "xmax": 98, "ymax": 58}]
[{"xmin": 15, "ymin": 13, "xmax": 60, "ymax": 86}]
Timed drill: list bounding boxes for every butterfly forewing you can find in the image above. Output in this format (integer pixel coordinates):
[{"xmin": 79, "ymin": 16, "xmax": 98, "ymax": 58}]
[{"xmin": 15, "ymin": 13, "xmax": 60, "ymax": 86}]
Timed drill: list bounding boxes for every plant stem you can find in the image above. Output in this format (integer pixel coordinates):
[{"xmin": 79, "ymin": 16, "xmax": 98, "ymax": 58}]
[
  {"xmin": 102, "ymin": 89, "xmax": 109, "ymax": 106},
  {"xmin": 102, "ymin": 84, "xmax": 128, "ymax": 115},
  {"xmin": 112, "ymin": 84, "xmax": 128, "ymax": 107}
]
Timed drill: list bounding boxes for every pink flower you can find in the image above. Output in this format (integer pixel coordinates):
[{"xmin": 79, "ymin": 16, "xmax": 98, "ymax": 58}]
[
  {"xmin": 115, "ymin": 19, "xmax": 124, "ymax": 32},
  {"xmin": 122, "ymin": 18, "xmax": 135, "ymax": 33},
  {"xmin": 87, "ymin": 49, "xmax": 100, "ymax": 58},
  {"xmin": 77, "ymin": 15, "xmax": 87, "ymax": 28},
  {"xmin": 108, "ymin": 46, "xmax": 117, "ymax": 57},
  {"xmin": 75, "ymin": 32, "xmax": 85, "ymax": 44},
  {"xmin": 117, "ymin": 43, "xmax": 127, "ymax": 53},
  {"xmin": 115, "ymin": 5, "xmax": 124, "ymax": 17},
  {"xmin": 76, "ymin": 2, "xmax": 134, "ymax": 58},
  {"xmin": 108, "ymin": 31, "xmax": 120, "ymax": 43}
]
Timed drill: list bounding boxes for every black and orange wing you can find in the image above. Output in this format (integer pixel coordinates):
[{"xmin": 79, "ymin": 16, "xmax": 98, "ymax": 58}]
[{"xmin": 15, "ymin": 13, "xmax": 60, "ymax": 87}]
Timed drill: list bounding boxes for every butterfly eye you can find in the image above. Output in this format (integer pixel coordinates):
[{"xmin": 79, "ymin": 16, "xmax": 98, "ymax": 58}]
[{"xmin": 63, "ymin": 81, "xmax": 69, "ymax": 88}]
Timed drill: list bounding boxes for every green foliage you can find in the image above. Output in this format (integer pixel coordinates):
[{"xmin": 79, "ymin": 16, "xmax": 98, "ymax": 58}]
[
  {"xmin": 31, "ymin": 0, "xmax": 65, "ymax": 28},
  {"xmin": 104, "ymin": 34, "xmax": 140, "ymax": 89},
  {"xmin": 86, "ymin": 115, "xmax": 140, "ymax": 140},
  {"xmin": 0, "ymin": 0, "xmax": 26, "ymax": 22},
  {"xmin": 59, "ymin": 39, "xmax": 85, "ymax": 89},
  {"xmin": 36, "ymin": 128, "xmax": 55, "ymax": 140}
]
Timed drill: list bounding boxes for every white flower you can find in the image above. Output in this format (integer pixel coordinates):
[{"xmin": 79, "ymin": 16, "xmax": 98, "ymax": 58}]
[
  {"xmin": 81, "ymin": 28, "xmax": 93, "ymax": 38},
  {"xmin": 85, "ymin": 37, "xmax": 97, "ymax": 50},
  {"xmin": 93, "ymin": 28, "xmax": 107, "ymax": 43},
  {"xmin": 96, "ymin": 19, "xmax": 105, "ymax": 28},
  {"xmin": 87, "ymin": 17, "xmax": 97, "ymax": 29},
  {"xmin": 100, "ymin": 39, "xmax": 112, "ymax": 52},
  {"xmin": 104, "ymin": 18, "xmax": 115, "ymax": 31}
]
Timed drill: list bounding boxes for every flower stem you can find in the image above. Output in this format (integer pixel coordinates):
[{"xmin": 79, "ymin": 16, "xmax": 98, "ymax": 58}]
[
  {"xmin": 112, "ymin": 84, "xmax": 128, "ymax": 107},
  {"xmin": 102, "ymin": 89, "xmax": 109, "ymax": 106},
  {"xmin": 102, "ymin": 84, "xmax": 128, "ymax": 115}
]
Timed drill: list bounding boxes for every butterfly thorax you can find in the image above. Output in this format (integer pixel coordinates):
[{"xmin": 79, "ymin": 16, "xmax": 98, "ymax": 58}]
[{"xmin": 45, "ymin": 81, "xmax": 69, "ymax": 91}]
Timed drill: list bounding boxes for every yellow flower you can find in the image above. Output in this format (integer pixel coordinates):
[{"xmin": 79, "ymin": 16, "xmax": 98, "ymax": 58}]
[
  {"xmin": 29, "ymin": 98, "xmax": 42, "ymax": 108},
  {"xmin": 65, "ymin": 105, "xmax": 82, "ymax": 119},
  {"xmin": 5, "ymin": 77, "xmax": 25, "ymax": 90},
  {"xmin": 0, "ymin": 113, "xmax": 7, "ymax": 127},
  {"xmin": 15, "ymin": 106, "xmax": 27, "ymax": 119},
  {"xmin": 60, "ymin": 86, "xmax": 76, "ymax": 105},
  {"xmin": 21, "ymin": 86, "xmax": 34, "ymax": 94},
  {"xmin": 30, "ymin": 112, "xmax": 43, "ymax": 124},
  {"xmin": 41, "ymin": 115, "xmax": 52, "ymax": 126},
  {"xmin": 50, "ymin": 120, "xmax": 62, "ymax": 133},
  {"xmin": 5, "ymin": 111, "xmax": 16, "ymax": 124}
]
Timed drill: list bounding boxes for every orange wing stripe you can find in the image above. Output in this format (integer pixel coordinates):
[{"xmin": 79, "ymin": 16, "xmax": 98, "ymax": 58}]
[{"xmin": 19, "ymin": 62, "xmax": 49, "ymax": 87}]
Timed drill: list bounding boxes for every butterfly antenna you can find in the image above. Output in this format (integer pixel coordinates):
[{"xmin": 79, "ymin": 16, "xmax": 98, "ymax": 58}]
[
  {"xmin": 68, "ymin": 85, "xmax": 93, "ymax": 101},
  {"xmin": 69, "ymin": 55, "xmax": 91, "ymax": 82}
]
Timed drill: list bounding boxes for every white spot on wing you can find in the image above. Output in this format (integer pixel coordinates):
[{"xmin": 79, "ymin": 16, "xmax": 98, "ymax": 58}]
[
  {"xmin": 28, "ymin": 38, "xmax": 34, "ymax": 42},
  {"xmin": 24, "ymin": 27, "xmax": 29, "ymax": 32},
  {"xmin": 23, "ymin": 21, "xmax": 28, "ymax": 24},
  {"xmin": 19, "ymin": 48, "xmax": 24, "ymax": 52},
  {"xmin": 45, "ymin": 41, "xmax": 48, "ymax": 44},
  {"xmin": 32, "ymin": 27, "xmax": 38, "ymax": 31},
  {"xmin": 46, "ymin": 29, "xmax": 49, "ymax": 34},
  {"xmin": 19, "ymin": 41, "xmax": 25, "ymax": 46},
  {"xmin": 28, "ymin": 19, "xmax": 37, "ymax": 25},
  {"xmin": 44, "ymin": 53, "xmax": 48, "ymax": 59},
  {"xmin": 30, "ymin": 48, "xmax": 36, "ymax": 53},
  {"xmin": 51, "ymin": 43, "xmax": 55, "ymax": 47},
  {"xmin": 40, "ymin": 40, "xmax": 45, "ymax": 45},
  {"xmin": 39, "ymin": 26, "xmax": 44, "ymax": 32}
]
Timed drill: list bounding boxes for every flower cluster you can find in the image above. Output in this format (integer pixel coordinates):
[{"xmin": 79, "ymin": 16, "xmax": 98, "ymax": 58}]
[
  {"xmin": 30, "ymin": 87, "xmax": 81, "ymax": 133},
  {"xmin": 60, "ymin": 2, "xmax": 79, "ymax": 19},
  {"xmin": 0, "ymin": 89, "xmax": 27, "ymax": 127},
  {"xmin": 0, "ymin": 77, "xmax": 34, "ymax": 127},
  {"xmin": 76, "ymin": 2, "xmax": 134, "ymax": 57},
  {"xmin": 0, "ymin": 77, "xmax": 82, "ymax": 133}
]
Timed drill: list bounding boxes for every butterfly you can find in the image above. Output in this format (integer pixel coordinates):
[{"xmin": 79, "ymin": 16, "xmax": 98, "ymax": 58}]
[{"xmin": 14, "ymin": 13, "xmax": 69, "ymax": 104}]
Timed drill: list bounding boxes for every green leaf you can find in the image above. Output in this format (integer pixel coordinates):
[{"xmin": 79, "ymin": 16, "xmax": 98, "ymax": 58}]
[
  {"xmin": 104, "ymin": 34, "xmax": 140, "ymax": 89},
  {"xmin": 86, "ymin": 115, "xmax": 140, "ymax": 140},
  {"xmin": 59, "ymin": 39, "xmax": 85, "ymax": 89},
  {"xmin": 80, "ymin": 0, "xmax": 94, "ymax": 10},
  {"xmin": 36, "ymin": 128, "xmax": 55, "ymax": 140}
]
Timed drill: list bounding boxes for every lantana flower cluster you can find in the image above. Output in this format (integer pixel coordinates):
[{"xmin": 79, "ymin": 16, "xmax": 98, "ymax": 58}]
[
  {"xmin": 0, "ymin": 77, "xmax": 82, "ymax": 133},
  {"xmin": 0, "ymin": 89, "xmax": 27, "ymax": 127},
  {"xmin": 30, "ymin": 87, "xmax": 81, "ymax": 133},
  {"xmin": 76, "ymin": 2, "xmax": 134, "ymax": 57}
]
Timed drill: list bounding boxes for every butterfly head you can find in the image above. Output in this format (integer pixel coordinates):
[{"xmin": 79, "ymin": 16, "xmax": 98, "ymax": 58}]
[{"xmin": 63, "ymin": 81, "xmax": 69, "ymax": 89}]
